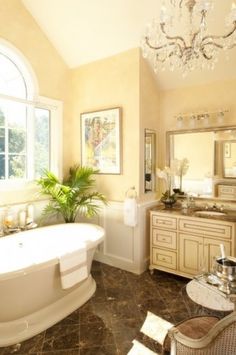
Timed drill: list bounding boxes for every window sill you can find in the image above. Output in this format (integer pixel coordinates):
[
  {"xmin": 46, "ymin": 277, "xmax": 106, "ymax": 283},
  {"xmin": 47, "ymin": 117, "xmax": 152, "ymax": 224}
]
[{"xmin": 0, "ymin": 181, "xmax": 43, "ymax": 206}]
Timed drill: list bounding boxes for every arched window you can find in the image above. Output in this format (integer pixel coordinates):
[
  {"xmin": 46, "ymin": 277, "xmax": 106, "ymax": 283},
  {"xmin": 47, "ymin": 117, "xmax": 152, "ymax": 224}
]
[{"xmin": 0, "ymin": 41, "xmax": 62, "ymax": 183}]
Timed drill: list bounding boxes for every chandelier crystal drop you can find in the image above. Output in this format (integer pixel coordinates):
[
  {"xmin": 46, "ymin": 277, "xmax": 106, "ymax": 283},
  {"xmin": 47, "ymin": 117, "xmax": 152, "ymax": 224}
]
[{"xmin": 141, "ymin": 0, "xmax": 236, "ymax": 76}]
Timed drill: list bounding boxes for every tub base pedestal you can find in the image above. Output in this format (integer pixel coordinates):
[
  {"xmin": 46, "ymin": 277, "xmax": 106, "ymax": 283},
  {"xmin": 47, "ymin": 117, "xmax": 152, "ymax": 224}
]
[{"xmin": 0, "ymin": 274, "xmax": 96, "ymax": 348}]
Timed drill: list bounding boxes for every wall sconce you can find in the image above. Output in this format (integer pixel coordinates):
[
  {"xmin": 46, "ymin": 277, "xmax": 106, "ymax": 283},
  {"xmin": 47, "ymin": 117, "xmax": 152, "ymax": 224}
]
[{"xmin": 175, "ymin": 109, "xmax": 228, "ymax": 128}]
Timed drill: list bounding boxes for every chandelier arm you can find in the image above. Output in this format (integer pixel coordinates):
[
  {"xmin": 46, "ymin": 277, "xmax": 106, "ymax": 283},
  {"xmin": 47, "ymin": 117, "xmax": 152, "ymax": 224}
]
[
  {"xmin": 201, "ymin": 21, "xmax": 236, "ymax": 44},
  {"xmin": 145, "ymin": 36, "xmax": 178, "ymax": 51},
  {"xmin": 145, "ymin": 37, "xmax": 184, "ymax": 59},
  {"xmin": 156, "ymin": 49, "xmax": 184, "ymax": 63},
  {"xmin": 200, "ymin": 42, "xmax": 225, "ymax": 60},
  {"xmin": 160, "ymin": 23, "xmax": 187, "ymax": 48},
  {"xmin": 200, "ymin": 47, "xmax": 215, "ymax": 60}
]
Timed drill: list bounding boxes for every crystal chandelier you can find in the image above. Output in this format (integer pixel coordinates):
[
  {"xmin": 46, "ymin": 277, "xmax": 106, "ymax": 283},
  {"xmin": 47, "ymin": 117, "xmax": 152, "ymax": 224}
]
[{"xmin": 141, "ymin": 0, "xmax": 236, "ymax": 75}]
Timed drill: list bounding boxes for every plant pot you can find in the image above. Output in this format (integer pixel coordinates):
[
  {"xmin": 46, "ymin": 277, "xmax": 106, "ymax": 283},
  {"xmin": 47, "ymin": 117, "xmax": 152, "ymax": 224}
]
[{"xmin": 162, "ymin": 198, "xmax": 176, "ymax": 208}]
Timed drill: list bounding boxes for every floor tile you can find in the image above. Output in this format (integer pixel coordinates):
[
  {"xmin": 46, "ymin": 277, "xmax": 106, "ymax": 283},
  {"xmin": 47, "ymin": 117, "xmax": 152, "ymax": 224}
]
[
  {"xmin": 0, "ymin": 261, "xmax": 228, "ymax": 354},
  {"xmin": 42, "ymin": 324, "xmax": 79, "ymax": 352}
]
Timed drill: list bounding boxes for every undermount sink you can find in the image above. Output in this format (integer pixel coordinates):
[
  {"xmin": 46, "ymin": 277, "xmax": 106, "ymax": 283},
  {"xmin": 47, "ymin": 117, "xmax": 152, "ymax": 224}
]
[{"xmin": 194, "ymin": 210, "xmax": 227, "ymax": 217}]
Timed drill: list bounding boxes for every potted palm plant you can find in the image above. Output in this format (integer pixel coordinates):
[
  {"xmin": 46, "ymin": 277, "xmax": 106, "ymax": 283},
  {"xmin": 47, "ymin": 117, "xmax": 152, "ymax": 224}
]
[{"xmin": 37, "ymin": 165, "xmax": 107, "ymax": 223}]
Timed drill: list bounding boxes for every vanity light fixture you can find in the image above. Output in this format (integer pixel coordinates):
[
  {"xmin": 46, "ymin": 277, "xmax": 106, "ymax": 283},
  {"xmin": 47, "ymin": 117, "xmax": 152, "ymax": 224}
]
[
  {"xmin": 177, "ymin": 115, "xmax": 184, "ymax": 128},
  {"xmin": 217, "ymin": 111, "xmax": 225, "ymax": 124},
  {"xmin": 141, "ymin": 0, "xmax": 236, "ymax": 76},
  {"xmin": 189, "ymin": 114, "xmax": 196, "ymax": 127},
  {"xmin": 175, "ymin": 109, "xmax": 228, "ymax": 127}
]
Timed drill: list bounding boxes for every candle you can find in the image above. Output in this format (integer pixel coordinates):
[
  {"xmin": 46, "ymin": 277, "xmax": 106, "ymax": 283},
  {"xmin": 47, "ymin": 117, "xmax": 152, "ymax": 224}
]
[
  {"xmin": 19, "ymin": 211, "xmax": 26, "ymax": 228},
  {"xmin": 27, "ymin": 204, "xmax": 34, "ymax": 222},
  {"xmin": 220, "ymin": 244, "xmax": 226, "ymax": 259},
  {"xmin": 4, "ymin": 214, "xmax": 13, "ymax": 228}
]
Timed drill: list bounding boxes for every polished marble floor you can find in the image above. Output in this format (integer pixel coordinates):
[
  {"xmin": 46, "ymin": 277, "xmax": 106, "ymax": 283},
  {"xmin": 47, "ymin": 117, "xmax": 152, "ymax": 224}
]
[{"xmin": 0, "ymin": 261, "xmax": 228, "ymax": 355}]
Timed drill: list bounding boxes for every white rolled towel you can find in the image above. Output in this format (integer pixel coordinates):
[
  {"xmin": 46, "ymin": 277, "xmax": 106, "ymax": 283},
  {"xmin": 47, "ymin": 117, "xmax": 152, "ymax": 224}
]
[{"xmin": 124, "ymin": 197, "xmax": 138, "ymax": 227}]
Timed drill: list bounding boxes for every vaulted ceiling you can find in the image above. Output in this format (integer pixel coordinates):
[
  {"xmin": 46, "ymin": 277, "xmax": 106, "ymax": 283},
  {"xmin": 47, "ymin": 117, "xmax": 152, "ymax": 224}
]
[{"xmin": 22, "ymin": 0, "xmax": 236, "ymax": 90}]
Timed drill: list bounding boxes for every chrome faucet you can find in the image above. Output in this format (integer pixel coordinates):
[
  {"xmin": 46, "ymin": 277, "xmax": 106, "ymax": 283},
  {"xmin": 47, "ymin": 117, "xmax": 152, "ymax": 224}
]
[{"xmin": 185, "ymin": 193, "xmax": 195, "ymax": 208}]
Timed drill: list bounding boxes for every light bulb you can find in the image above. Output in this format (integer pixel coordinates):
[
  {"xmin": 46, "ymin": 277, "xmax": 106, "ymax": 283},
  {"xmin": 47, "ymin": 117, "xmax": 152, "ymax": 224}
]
[{"xmin": 177, "ymin": 116, "xmax": 183, "ymax": 128}]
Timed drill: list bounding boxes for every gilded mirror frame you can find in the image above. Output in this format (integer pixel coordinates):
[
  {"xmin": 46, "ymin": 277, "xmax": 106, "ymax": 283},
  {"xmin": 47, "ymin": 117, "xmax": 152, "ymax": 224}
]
[
  {"xmin": 166, "ymin": 125, "xmax": 236, "ymax": 200},
  {"xmin": 144, "ymin": 129, "xmax": 156, "ymax": 193}
]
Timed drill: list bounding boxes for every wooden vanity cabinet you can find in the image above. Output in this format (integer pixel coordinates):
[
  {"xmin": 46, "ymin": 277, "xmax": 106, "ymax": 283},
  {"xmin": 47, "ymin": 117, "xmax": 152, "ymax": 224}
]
[
  {"xmin": 150, "ymin": 210, "xmax": 235, "ymax": 279},
  {"xmin": 150, "ymin": 212, "xmax": 178, "ymax": 273}
]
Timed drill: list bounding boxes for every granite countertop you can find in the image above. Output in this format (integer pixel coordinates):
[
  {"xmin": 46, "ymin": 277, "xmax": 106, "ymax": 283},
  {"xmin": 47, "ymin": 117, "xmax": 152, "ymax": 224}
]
[{"xmin": 151, "ymin": 204, "xmax": 236, "ymax": 223}]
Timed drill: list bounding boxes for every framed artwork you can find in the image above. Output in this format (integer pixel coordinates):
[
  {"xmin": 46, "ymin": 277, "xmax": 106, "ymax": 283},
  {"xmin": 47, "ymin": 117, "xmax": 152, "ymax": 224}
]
[{"xmin": 81, "ymin": 107, "xmax": 121, "ymax": 174}]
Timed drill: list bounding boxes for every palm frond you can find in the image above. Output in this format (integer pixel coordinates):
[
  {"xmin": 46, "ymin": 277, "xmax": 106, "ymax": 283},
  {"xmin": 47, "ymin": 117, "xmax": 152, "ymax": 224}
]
[
  {"xmin": 65, "ymin": 165, "xmax": 98, "ymax": 191},
  {"xmin": 36, "ymin": 165, "xmax": 107, "ymax": 223}
]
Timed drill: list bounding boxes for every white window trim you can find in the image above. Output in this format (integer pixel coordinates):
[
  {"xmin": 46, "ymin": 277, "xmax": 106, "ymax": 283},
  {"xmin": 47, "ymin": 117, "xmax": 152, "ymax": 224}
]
[
  {"xmin": 0, "ymin": 38, "xmax": 39, "ymax": 100},
  {"xmin": 38, "ymin": 95, "xmax": 63, "ymax": 180},
  {"xmin": 0, "ymin": 94, "xmax": 63, "ymax": 191}
]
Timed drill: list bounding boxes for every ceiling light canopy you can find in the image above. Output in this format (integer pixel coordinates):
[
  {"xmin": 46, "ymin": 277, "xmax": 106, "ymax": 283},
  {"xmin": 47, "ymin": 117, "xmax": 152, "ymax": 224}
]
[{"xmin": 141, "ymin": 0, "xmax": 236, "ymax": 76}]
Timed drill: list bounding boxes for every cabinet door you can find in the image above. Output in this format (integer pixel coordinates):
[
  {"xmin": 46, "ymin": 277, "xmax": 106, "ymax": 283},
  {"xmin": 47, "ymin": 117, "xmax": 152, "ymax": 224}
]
[
  {"xmin": 179, "ymin": 233, "xmax": 204, "ymax": 276},
  {"xmin": 204, "ymin": 238, "xmax": 231, "ymax": 272}
]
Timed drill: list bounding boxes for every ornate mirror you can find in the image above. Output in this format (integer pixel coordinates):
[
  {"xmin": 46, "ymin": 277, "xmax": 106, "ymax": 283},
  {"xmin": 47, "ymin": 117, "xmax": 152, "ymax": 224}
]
[
  {"xmin": 167, "ymin": 126, "xmax": 236, "ymax": 200},
  {"xmin": 144, "ymin": 129, "xmax": 156, "ymax": 193}
]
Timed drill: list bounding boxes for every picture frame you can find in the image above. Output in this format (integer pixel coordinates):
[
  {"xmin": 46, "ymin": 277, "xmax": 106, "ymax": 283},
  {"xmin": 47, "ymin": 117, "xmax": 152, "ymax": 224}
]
[
  {"xmin": 81, "ymin": 107, "xmax": 121, "ymax": 174},
  {"xmin": 224, "ymin": 142, "xmax": 231, "ymax": 158}
]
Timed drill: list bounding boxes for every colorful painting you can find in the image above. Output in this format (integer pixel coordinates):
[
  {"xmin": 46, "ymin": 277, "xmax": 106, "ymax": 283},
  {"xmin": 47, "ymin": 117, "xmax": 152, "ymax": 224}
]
[{"xmin": 81, "ymin": 107, "xmax": 121, "ymax": 174}]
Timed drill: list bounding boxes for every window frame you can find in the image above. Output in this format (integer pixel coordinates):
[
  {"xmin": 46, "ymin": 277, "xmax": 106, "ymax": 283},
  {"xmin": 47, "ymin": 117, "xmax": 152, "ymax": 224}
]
[
  {"xmin": 0, "ymin": 40, "xmax": 63, "ymax": 193},
  {"xmin": 0, "ymin": 94, "xmax": 63, "ymax": 188}
]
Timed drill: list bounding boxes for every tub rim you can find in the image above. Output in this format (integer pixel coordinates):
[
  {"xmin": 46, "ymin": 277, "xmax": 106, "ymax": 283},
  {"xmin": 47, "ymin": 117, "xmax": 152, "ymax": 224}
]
[{"xmin": 0, "ymin": 222, "xmax": 105, "ymax": 281}]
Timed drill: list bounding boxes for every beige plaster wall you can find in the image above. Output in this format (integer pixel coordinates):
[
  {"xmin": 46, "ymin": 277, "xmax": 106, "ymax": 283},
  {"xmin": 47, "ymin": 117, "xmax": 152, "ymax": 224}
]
[
  {"xmin": 139, "ymin": 54, "xmax": 160, "ymax": 200},
  {"xmin": 0, "ymin": 0, "xmax": 69, "ymax": 100},
  {"xmin": 71, "ymin": 48, "xmax": 140, "ymax": 201},
  {"xmin": 159, "ymin": 80, "xmax": 236, "ymax": 169},
  {"xmin": 0, "ymin": 0, "xmax": 71, "ymax": 204}
]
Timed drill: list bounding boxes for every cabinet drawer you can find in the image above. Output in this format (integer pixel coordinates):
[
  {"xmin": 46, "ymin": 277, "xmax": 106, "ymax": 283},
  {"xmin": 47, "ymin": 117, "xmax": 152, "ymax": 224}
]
[
  {"xmin": 179, "ymin": 218, "xmax": 232, "ymax": 239},
  {"xmin": 152, "ymin": 214, "xmax": 177, "ymax": 230},
  {"xmin": 218, "ymin": 185, "xmax": 236, "ymax": 199},
  {"xmin": 152, "ymin": 248, "xmax": 177, "ymax": 270},
  {"xmin": 152, "ymin": 229, "xmax": 177, "ymax": 250}
]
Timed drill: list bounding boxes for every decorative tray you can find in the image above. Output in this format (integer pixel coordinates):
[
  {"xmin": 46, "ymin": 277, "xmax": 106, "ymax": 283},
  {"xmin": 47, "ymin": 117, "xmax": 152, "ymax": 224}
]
[{"xmin": 193, "ymin": 273, "xmax": 228, "ymax": 298}]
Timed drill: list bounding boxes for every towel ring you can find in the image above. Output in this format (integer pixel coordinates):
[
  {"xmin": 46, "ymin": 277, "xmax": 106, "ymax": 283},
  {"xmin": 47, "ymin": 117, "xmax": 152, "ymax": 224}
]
[{"xmin": 125, "ymin": 186, "xmax": 137, "ymax": 199}]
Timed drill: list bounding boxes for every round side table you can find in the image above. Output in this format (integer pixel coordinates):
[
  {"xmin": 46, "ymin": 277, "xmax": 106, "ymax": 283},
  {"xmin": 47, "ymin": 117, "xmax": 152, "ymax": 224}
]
[{"xmin": 186, "ymin": 279, "xmax": 234, "ymax": 312}]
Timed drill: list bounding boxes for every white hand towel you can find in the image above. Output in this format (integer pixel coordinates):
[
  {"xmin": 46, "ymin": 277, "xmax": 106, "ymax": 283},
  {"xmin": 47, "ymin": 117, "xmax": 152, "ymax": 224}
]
[
  {"xmin": 59, "ymin": 244, "xmax": 88, "ymax": 289},
  {"xmin": 123, "ymin": 197, "xmax": 138, "ymax": 227}
]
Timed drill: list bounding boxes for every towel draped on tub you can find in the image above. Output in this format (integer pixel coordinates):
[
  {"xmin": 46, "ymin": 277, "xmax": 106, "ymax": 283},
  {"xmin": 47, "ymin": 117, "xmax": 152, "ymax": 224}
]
[{"xmin": 59, "ymin": 243, "xmax": 88, "ymax": 289}]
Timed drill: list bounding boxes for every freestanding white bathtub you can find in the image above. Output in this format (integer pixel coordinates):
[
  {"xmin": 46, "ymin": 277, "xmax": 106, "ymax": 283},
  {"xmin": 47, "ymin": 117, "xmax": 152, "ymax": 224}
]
[{"xmin": 0, "ymin": 223, "xmax": 105, "ymax": 347}]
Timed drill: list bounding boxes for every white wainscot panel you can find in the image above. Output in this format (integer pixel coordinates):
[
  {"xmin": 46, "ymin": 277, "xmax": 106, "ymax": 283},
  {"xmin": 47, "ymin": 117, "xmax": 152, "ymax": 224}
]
[
  {"xmin": 94, "ymin": 199, "xmax": 158, "ymax": 274},
  {"xmin": 103, "ymin": 202, "xmax": 134, "ymax": 262}
]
